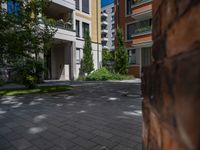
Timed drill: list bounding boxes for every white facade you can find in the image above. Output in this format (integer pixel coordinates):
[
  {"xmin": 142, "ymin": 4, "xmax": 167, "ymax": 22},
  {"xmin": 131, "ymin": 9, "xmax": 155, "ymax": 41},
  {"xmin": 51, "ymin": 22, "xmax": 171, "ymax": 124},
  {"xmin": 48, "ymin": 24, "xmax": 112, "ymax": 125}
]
[
  {"xmin": 46, "ymin": 0, "xmax": 102, "ymax": 80},
  {"xmin": 101, "ymin": 3, "xmax": 115, "ymax": 51}
]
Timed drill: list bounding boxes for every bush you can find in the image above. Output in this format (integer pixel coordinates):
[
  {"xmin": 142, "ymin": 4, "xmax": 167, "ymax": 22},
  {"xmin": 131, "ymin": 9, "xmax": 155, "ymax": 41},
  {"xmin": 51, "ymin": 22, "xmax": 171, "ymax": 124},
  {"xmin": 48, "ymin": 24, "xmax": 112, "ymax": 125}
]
[
  {"xmin": 0, "ymin": 77, "xmax": 4, "ymax": 86},
  {"xmin": 85, "ymin": 67, "xmax": 134, "ymax": 81},
  {"xmin": 23, "ymin": 75, "xmax": 37, "ymax": 89}
]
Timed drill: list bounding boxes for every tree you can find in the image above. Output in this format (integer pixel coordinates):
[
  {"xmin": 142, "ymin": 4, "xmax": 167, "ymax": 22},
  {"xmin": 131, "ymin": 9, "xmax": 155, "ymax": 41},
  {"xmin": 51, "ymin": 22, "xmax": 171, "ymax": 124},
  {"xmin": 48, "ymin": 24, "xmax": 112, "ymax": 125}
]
[
  {"xmin": 0, "ymin": 0, "xmax": 56, "ymax": 84},
  {"xmin": 80, "ymin": 31, "xmax": 94, "ymax": 75},
  {"xmin": 102, "ymin": 49, "xmax": 114, "ymax": 71},
  {"xmin": 114, "ymin": 28, "xmax": 128, "ymax": 75}
]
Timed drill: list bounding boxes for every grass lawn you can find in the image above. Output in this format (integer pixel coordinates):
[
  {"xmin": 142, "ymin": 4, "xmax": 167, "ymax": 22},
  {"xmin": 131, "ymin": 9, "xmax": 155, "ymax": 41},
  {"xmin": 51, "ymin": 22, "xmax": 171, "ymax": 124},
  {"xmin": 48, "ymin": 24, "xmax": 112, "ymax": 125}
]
[{"xmin": 0, "ymin": 85, "xmax": 73, "ymax": 96}]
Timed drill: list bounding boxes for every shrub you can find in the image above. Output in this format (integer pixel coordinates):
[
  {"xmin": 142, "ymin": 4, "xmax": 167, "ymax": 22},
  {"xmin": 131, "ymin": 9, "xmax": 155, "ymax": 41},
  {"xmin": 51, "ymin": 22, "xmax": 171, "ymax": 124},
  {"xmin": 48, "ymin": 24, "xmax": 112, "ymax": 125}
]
[
  {"xmin": 23, "ymin": 75, "xmax": 37, "ymax": 89},
  {"xmin": 86, "ymin": 67, "xmax": 134, "ymax": 81},
  {"xmin": 0, "ymin": 77, "xmax": 4, "ymax": 86}
]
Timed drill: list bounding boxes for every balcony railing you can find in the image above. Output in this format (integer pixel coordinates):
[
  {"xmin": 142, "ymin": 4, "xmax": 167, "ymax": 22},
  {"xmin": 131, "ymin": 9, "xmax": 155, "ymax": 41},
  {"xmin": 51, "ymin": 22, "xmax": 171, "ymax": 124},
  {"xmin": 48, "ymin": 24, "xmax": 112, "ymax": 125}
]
[
  {"xmin": 56, "ymin": 20, "xmax": 74, "ymax": 31},
  {"xmin": 132, "ymin": 0, "xmax": 152, "ymax": 8},
  {"xmin": 132, "ymin": 26, "xmax": 152, "ymax": 36}
]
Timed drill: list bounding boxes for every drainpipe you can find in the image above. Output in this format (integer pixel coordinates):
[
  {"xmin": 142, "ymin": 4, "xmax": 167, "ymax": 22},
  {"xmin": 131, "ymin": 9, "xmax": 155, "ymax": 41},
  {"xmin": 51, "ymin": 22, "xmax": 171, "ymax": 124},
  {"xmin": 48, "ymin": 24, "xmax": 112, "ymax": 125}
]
[{"xmin": 96, "ymin": 0, "xmax": 100, "ymax": 68}]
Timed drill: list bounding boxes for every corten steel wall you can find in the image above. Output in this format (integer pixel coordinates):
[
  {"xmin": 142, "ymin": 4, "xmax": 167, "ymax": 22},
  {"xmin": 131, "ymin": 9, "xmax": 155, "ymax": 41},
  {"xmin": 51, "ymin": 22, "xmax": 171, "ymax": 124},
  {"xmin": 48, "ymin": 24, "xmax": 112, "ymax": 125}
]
[{"xmin": 142, "ymin": 0, "xmax": 200, "ymax": 150}]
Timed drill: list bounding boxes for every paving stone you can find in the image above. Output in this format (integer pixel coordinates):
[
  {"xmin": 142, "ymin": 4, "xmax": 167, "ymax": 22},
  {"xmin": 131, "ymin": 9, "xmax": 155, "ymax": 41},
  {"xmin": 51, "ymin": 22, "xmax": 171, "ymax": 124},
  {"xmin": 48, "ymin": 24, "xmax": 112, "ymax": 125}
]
[
  {"xmin": 11, "ymin": 139, "xmax": 32, "ymax": 150},
  {"xmin": 0, "ymin": 81, "xmax": 142, "ymax": 150},
  {"xmin": 73, "ymin": 137, "xmax": 97, "ymax": 149}
]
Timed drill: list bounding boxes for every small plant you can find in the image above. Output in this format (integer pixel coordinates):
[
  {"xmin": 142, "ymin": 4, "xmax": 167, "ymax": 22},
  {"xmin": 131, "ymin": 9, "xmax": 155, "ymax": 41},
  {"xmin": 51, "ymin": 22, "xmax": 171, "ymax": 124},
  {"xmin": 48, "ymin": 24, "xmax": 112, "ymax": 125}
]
[{"xmin": 23, "ymin": 75, "xmax": 37, "ymax": 89}]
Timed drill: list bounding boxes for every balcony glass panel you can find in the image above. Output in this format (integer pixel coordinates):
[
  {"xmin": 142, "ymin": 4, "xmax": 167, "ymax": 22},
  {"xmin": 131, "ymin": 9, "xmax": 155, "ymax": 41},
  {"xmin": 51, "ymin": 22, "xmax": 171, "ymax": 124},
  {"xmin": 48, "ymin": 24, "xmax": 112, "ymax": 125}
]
[{"xmin": 44, "ymin": 3, "xmax": 74, "ymax": 31}]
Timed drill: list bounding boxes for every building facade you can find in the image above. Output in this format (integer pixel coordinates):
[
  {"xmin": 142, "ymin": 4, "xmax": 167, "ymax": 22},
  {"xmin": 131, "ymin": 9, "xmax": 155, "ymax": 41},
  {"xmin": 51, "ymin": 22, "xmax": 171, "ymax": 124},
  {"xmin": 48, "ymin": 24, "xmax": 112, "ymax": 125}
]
[
  {"xmin": 115, "ymin": 0, "xmax": 152, "ymax": 77},
  {"xmin": 101, "ymin": 3, "xmax": 115, "ymax": 51},
  {"xmin": 46, "ymin": 0, "xmax": 102, "ymax": 80},
  {"xmin": 1, "ymin": 0, "xmax": 102, "ymax": 81}
]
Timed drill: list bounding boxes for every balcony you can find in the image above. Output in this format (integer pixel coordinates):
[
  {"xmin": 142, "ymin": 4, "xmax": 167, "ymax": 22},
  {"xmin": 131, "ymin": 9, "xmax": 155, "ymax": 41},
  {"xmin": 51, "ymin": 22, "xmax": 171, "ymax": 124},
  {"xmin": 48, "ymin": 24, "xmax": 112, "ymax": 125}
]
[
  {"xmin": 132, "ymin": 26, "xmax": 152, "ymax": 37},
  {"xmin": 132, "ymin": 0, "xmax": 152, "ymax": 8},
  {"xmin": 44, "ymin": 2, "xmax": 76, "ymax": 41},
  {"xmin": 102, "ymin": 29, "xmax": 108, "ymax": 33},
  {"xmin": 101, "ymin": 21, "xmax": 108, "ymax": 26},
  {"xmin": 131, "ymin": 0, "xmax": 152, "ymax": 20},
  {"xmin": 101, "ymin": 12, "xmax": 108, "ymax": 17},
  {"xmin": 102, "ymin": 37, "xmax": 108, "ymax": 41},
  {"xmin": 52, "ymin": 0, "xmax": 75, "ymax": 10}
]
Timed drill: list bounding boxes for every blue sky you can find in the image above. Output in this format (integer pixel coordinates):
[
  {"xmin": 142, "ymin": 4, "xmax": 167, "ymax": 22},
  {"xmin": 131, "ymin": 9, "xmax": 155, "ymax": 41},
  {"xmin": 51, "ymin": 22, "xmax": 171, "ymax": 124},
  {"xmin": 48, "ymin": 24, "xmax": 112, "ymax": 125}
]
[{"xmin": 101, "ymin": 0, "xmax": 114, "ymax": 7}]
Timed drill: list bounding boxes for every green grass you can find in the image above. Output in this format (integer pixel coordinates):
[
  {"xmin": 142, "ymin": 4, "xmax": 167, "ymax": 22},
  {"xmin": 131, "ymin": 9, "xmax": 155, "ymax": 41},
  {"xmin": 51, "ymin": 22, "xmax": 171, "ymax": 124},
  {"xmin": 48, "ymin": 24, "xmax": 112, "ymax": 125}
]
[{"xmin": 0, "ymin": 85, "xmax": 73, "ymax": 96}]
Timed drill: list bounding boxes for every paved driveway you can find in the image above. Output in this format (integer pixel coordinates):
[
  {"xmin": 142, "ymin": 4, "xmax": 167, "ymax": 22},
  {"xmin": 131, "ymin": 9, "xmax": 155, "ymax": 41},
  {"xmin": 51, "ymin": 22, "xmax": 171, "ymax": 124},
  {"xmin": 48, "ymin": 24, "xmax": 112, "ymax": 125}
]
[{"xmin": 0, "ymin": 81, "xmax": 142, "ymax": 150}]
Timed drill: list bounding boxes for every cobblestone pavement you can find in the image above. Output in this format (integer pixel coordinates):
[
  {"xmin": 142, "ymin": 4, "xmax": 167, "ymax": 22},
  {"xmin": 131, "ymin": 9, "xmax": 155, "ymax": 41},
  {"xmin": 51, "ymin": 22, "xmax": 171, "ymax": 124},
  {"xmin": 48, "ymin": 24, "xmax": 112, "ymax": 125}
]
[{"xmin": 0, "ymin": 81, "xmax": 142, "ymax": 150}]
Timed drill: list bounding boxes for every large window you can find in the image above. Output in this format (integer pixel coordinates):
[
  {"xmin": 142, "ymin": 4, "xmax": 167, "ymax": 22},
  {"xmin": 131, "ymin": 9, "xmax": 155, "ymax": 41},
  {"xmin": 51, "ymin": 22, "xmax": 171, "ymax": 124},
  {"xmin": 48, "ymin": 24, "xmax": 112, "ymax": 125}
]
[
  {"xmin": 82, "ymin": 22, "xmax": 89, "ymax": 38},
  {"xmin": 82, "ymin": 0, "xmax": 89, "ymax": 14},
  {"xmin": 76, "ymin": 20, "xmax": 80, "ymax": 37},
  {"xmin": 127, "ymin": 19, "xmax": 152, "ymax": 40},
  {"xmin": 75, "ymin": 0, "xmax": 80, "ymax": 10},
  {"xmin": 126, "ymin": 0, "xmax": 132, "ymax": 15},
  {"xmin": 128, "ymin": 49, "xmax": 136, "ymax": 64}
]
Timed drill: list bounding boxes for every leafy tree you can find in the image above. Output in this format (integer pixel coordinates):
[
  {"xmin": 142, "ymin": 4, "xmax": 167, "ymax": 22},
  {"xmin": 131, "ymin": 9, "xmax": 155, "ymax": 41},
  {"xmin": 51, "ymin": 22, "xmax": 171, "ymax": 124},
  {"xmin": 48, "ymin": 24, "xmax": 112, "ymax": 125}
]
[
  {"xmin": 102, "ymin": 49, "xmax": 114, "ymax": 71},
  {"xmin": 0, "ymin": 0, "xmax": 56, "ymax": 83},
  {"xmin": 114, "ymin": 28, "xmax": 128, "ymax": 75},
  {"xmin": 80, "ymin": 31, "xmax": 94, "ymax": 75}
]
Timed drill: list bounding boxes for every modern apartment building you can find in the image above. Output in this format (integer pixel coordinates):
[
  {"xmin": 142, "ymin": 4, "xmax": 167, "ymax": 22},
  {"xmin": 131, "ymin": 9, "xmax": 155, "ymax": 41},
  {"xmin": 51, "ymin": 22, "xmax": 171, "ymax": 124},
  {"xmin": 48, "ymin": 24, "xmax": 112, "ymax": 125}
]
[
  {"xmin": 115, "ymin": 0, "xmax": 152, "ymax": 77},
  {"xmin": 1, "ymin": 0, "xmax": 102, "ymax": 81},
  {"xmin": 45, "ymin": 0, "xmax": 102, "ymax": 80},
  {"xmin": 101, "ymin": 3, "xmax": 115, "ymax": 51}
]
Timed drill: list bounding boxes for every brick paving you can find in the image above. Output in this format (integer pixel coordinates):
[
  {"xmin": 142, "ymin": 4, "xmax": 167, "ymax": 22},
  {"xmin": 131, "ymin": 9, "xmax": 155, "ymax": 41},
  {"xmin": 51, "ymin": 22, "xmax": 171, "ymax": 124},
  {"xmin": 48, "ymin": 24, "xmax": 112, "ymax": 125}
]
[{"xmin": 0, "ymin": 81, "xmax": 142, "ymax": 150}]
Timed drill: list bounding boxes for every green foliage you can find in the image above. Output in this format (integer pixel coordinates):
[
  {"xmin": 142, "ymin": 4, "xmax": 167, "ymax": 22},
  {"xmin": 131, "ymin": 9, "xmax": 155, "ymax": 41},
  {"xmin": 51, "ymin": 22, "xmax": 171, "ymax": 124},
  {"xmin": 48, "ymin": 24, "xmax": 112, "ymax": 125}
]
[
  {"xmin": 0, "ymin": 77, "xmax": 4, "ymax": 86},
  {"xmin": 102, "ymin": 49, "xmax": 114, "ymax": 71},
  {"xmin": 0, "ymin": 0, "xmax": 56, "ymax": 80},
  {"xmin": 13, "ymin": 59, "xmax": 46, "ymax": 87},
  {"xmin": 23, "ymin": 75, "xmax": 37, "ymax": 89},
  {"xmin": 85, "ymin": 67, "xmax": 134, "ymax": 81},
  {"xmin": 114, "ymin": 28, "xmax": 128, "ymax": 75},
  {"xmin": 0, "ymin": 85, "xmax": 73, "ymax": 96},
  {"xmin": 80, "ymin": 31, "xmax": 94, "ymax": 75}
]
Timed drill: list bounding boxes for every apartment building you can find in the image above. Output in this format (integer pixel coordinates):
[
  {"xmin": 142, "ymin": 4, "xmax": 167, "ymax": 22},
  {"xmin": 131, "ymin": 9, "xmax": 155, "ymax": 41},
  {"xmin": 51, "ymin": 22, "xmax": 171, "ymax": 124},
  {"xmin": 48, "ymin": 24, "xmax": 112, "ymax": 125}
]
[
  {"xmin": 45, "ymin": 0, "xmax": 102, "ymax": 80},
  {"xmin": 115, "ymin": 0, "xmax": 152, "ymax": 77},
  {"xmin": 101, "ymin": 3, "xmax": 115, "ymax": 51},
  {"xmin": 1, "ymin": 0, "xmax": 102, "ymax": 81}
]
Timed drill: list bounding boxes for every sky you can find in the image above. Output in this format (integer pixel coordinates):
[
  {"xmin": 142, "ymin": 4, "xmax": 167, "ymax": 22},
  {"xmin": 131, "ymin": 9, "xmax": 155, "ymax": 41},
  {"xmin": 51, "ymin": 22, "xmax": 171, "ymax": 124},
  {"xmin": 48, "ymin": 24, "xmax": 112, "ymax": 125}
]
[{"xmin": 101, "ymin": 0, "xmax": 114, "ymax": 7}]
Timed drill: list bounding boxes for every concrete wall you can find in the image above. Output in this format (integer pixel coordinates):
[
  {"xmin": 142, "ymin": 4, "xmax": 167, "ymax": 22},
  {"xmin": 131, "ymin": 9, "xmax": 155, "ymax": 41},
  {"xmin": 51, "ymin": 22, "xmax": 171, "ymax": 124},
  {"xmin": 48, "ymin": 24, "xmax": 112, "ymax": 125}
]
[{"xmin": 142, "ymin": 0, "xmax": 200, "ymax": 149}]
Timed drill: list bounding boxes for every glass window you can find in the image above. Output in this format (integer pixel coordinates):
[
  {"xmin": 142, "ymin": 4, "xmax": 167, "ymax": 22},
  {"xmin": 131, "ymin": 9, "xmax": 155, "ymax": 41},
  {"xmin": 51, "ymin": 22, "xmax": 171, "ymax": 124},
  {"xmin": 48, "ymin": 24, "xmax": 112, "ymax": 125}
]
[
  {"xmin": 111, "ymin": 16, "xmax": 114, "ymax": 21},
  {"xmin": 112, "ymin": 7, "xmax": 114, "ymax": 13},
  {"xmin": 112, "ymin": 24, "xmax": 115, "ymax": 29},
  {"xmin": 82, "ymin": 0, "xmax": 89, "ymax": 14},
  {"xmin": 75, "ymin": 0, "xmax": 80, "ymax": 10},
  {"xmin": 126, "ymin": 0, "xmax": 132, "ymax": 15},
  {"xmin": 82, "ymin": 22, "xmax": 89, "ymax": 38},
  {"xmin": 128, "ymin": 49, "xmax": 136, "ymax": 64},
  {"xmin": 76, "ymin": 20, "xmax": 80, "ymax": 37}
]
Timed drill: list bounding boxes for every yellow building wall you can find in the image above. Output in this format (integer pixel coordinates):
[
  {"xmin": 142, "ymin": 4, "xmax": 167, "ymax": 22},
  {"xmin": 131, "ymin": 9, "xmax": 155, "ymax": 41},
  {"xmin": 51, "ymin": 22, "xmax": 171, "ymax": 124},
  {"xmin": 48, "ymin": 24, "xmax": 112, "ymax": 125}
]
[{"xmin": 75, "ymin": 0, "xmax": 101, "ymax": 44}]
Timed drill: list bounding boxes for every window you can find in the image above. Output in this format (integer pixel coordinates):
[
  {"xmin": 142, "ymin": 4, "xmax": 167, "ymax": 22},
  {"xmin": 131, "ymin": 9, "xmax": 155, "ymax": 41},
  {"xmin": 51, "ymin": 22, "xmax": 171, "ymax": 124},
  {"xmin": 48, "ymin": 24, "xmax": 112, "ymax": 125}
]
[
  {"xmin": 112, "ymin": 32, "xmax": 115, "ymax": 38},
  {"xmin": 76, "ymin": 20, "xmax": 80, "ymax": 37},
  {"xmin": 111, "ymin": 16, "xmax": 114, "ymax": 21},
  {"xmin": 112, "ymin": 40, "xmax": 115, "ymax": 46},
  {"xmin": 76, "ymin": 0, "xmax": 80, "ymax": 10},
  {"xmin": 126, "ymin": 0, "xmax": 132, "ymax": 15},
  {"xmin": 127, "ymin": 23, "xmax": 134, "ymax": 40},
  {"xmin": 7, "ymin": 0, "xmax": 20, "ymax": 15},
  {"xmin": 112, "ymin": 7, "xmax": 114, "ymax": 13},
  {"xmin": 82, "ymin": 22, "xmax": 89, "ymax": 38},
  {"xmin": 127, "ymin": 19, "xmax": 152, "ymax": 40},
  {"xmin": 128, "ymin": 49, "xmax": 136, "ymax": 64},
  {"xmin": 82, "ymin": 0, "xmax": 89, "ymax": 14},
  {"xmin": 76, "ymin": 48, "xmax": 81, "ymax": 64},
  {"xmin": 112, "ymin": 24, "xmax": 115, "ymax": 29}
]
